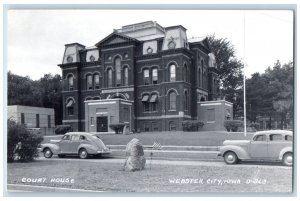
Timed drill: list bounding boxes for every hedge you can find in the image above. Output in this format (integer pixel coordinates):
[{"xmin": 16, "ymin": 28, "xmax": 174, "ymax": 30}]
[
  {"xmin": 55, "ymin": 125, "xmax": 72, "ymax": 135},
  {"xmin": 224, "ymin": 120, "xmax": 243, "ymax": 132},
  {"xmin": 109, "ymin": 123, "xmax": 129, "ymax": 134},
  {"xmin": 182, "ymin": 120, "xmax": 204, "ymax": 131}
]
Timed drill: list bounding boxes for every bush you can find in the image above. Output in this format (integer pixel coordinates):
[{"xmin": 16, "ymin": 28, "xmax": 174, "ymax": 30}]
[
  {"xmin": 109, "ymin": 123, "xmax": 128, "ymax": 134},
  {"xmin": 182, "ymin": 120, "xmax": 204, "ymax": 131},
  {"xmin": 224, "ymin": 120, "xmax": 243, "ymax": 132},
  {"xmin": 7, "ymin": 119, "xmax": 43, "ymax": 162},
  {"xmin": 55, "ymin": 125, "xmax": 72, "ymax": 135},
  {"xmin": 249, "ymin": 122, "xmax": 259, "ymax": 131}
]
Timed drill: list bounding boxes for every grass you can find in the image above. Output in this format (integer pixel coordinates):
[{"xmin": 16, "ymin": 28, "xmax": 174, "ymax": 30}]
[
  {"xmin": 7, "ymin": 159, "xmax": 292, "ymax": 193},
  {"xmin": 43, "ymin": 131, "xmax": 254, "ymax": 146}
]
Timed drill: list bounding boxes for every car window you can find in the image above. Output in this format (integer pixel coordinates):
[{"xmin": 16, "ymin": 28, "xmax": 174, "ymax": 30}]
[
  {"xmin": 253, "ymin": 135, "xmax": 266, "ymax": 142},
  {"xmin": 285, "ymin": 135, "xmax": 293, "ymax": 141},
  {"xmin": 80, "ymin": 135, "xmax": 86, "ymax": 140},
  {"xmin": 269, "ymin": 134, "xmax": 283, "ymax": 141},
  {"xmin": 62, "ymin": 135, "xmax": 70, "ymax": 140},
  {"xmin": 71, "ymin": 135, "xmax": 80, "ymax": 141}
]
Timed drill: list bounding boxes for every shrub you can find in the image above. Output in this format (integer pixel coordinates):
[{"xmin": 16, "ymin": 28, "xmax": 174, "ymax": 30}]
[
  {"xmin": 224, "ymin": 120, "xmax": 243, "ymax": 132},
  {"xmin": 55, "ymin": 125, "xmax": 72, "ymax": 135},
  {"xmin": 182, "ymin": 120, "xmax": 204, "ymax": 131},
  {"xmin": 249, "ymin": 122, "xmax": 259, "ymax": 131},
  {"xmin": 7, "ymin": 119, "xmax": 44, "ymax": 162},
  {"xmin": 109, "ymin": 123, "xmax": 129, "ymax": 134}
]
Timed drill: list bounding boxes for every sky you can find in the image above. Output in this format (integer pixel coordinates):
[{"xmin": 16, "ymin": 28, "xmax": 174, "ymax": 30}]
[{"xmin": 7, "ymin": 9, "xmax": 293, "ymax": 80}]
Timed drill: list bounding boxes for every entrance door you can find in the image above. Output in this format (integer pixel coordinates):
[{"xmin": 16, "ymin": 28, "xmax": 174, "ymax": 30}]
[{"xmin": 97, "ymin": 116, "xmax": 108, "ymax": 132}]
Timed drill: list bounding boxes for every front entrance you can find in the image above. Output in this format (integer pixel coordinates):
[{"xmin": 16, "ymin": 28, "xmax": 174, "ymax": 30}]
[{"xmin": 97, "ymin": 116, "xmax": 108, "ymax": 132}]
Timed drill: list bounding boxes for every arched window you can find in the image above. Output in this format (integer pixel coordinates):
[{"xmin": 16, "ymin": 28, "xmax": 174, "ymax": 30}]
[
  {"xmin": 142, "ymin": 94, "xmax": 150, "ymax": 112},
  {"xmin": 85, "ymin": 97, "xmax": 92, "ymax": 101},
  {"xmin": 93, "ymin": 97, "xmax": 100, "ymax": 100},
  {"xmin": 66, "ymin": 98, "xmax": 74, "ymax": 116},
  {"xmin": 67, "ymin": 75, "xmax": 74, "ymax": 91},
  {"xmin": 143, "ymin": 69, "xmax": 150, "ymax": 85},
  {"xmin": 169, "ymin": 91, "xmax": 177, "ymax": 110},
  {"xmin": 93, "ymin": 74, "xmax": 100, "ymax": 89},
  {"xmin": 152, "ymin": 68, "xmax": 158, "ymax": 84},
  {"xmin": 184, "ymin": 91, "xmax": 188, "ymax": 111},
  {"xmin": 115, "ymin": 57, "xmax": 121, "ymax": 86},
  {"xmin": 201, "ymin": 60, "xmax": 204, "ymax": 88},
  {"xmin": 124, "ymin": 67, "xmax": 129, "ymax": 86},
  {"xmin": 150, "ymin": 93, "xmax": 158, "ymax": 111},
  {"xmin": 184, "ymin": 64, "xmax": 188, "ymax": 82},
  {"xmin": 169, "ymin": 64, "xmax": 176, "ymax": 82},
  {"xmin": 86, "ymin": 74, "xmax": 93, "ymax": 90},
  {"xmin": 107, "ymin": 69, "xmax": 113, "ymax": 87}
]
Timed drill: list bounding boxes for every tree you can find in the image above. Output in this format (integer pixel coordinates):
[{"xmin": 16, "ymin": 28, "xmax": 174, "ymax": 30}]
[
  {"xmin": 8, "ymin": 72, "xmax": 63, "ymax": 125},
  {"xmin": 207, "ymin": 35, "xmax": 244, "ymax": 118},
  {"xmin": 246, "ymin": 61, "xmax": 293, "ymax": 129}
]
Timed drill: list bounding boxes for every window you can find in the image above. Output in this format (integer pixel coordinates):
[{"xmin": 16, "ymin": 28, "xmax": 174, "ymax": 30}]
[
  {"xmin": 21, "ymin": 113, "xmax": 25, "ymax": 124},
  {"xmin": 198, "ymin": 68, "xmax": 201, "ymax": 87},
  {"xmin": 90, "ymin": 117, "xmax": 94, "ymax": 125},
  {"xmin": 152, "ymin": 122, "xmax": 159, "ymax": 131},
  {"xmin": 169, "ymin": 121, "xmax": 176, "ymax": 131},
  {"xmin": 285, "ymin": 135, "xmax": 293, "ymax": 141},
  {"xmin": 253, "ymin": 135, "xmax": 266, "ymax": 142},
  {"xmin": 184, "ymin": 64, "xmax": 188, "ymax": 82},
  {"xmin": 68, "ymin": 75, "xmax": 74, "ymax": 91},
  {"xmin": 71, "ymin": 135, "xmax": 80, "ymax": 141},
  {"xmin": 66, "ymin": 99, "xmax": 74, "ymax": 116},
  {"xmin": 124, "ymin": 67, "xmax": 129, "ymax": 86},
  {"xmin": 270, "ymin": 134, "xmax": 283, "ymax": 141},
  {"xmin": 184, "ymin": 91, "xmax": 188, "ymax": 111},
  {"xmin": 62, "ymin": 135, "xmax": 70, "ymax": 140},
  {"xmin": 87, "ymin": 74, "xmax": 93, "ymax": 90},
  {"xmin": 169, "ymin": 64, "xmax": 176, "ymax": 82},
  {"xmin": 80, "ymin": 135, "xmax": 86, "ymax": 140},
  {"xmin": 107, "ymin": 69, "xmax": 113, "ymax": 87},
  {"xmin": 48, "ymin": 115, "xmax": 51, "ymax": 128},
  {"xmin": 143, "ymin": 69, "xmax": 150, "ymax": 85},
  {"xmin": 36, "ymin": 114, "xmax": 40, "ymax": 128},
  {"xmin": 201, "ymin": 60, "xmax": 204, "ymax": 88},
  {"xmin": 150, "ymin": 94, "xmax": 158, "ymax": 111},
  {"xmin": 144, "ymin": 122, "xmax": 150, "ymax": 132},
  {"xmin": 93, "ymin": 97, "xmax": 100, "ymax": 100},
  {"xmin": 94, "ymin": 74, "xmax": 100, "ymax": 89},
  {"xmin": 152, "ymin": 68, "xmax": 158, "ymax": 84},
  {"xmin": 169, "ymin": 91, "xmax": 176, "ymax": 110},
  {"xmin": 142, "ymin": 94, "xmax": 150, "ymax": 112},
  {"xmin": 115, "ymin": 57, "xmax": 121, "ymax": 86}
]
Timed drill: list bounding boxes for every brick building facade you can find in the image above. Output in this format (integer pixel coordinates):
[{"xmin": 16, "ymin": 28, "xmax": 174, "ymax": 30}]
[{"xmin": 58, "ymin": 21, "xmax": 229, "ymax": 132}]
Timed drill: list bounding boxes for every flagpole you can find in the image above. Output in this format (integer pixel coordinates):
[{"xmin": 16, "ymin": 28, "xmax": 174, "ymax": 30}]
[{"xmin": 243, "ymin": 11, "xmax": 247, "ymax": 137}]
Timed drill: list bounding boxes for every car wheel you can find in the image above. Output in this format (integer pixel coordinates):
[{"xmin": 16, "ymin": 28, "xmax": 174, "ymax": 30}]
[
  {"xmin": 79, "ymin": 148, "xmax": 88, "ymax": 159},
  {"xmin": 283, "ymin": 152, "xmax": 293, "ymax": 166},
  {"xmin": 224, "ymin": 151, "xmax": 238, "ymax": 164},
  {"xmin": 58, "ymin": 154, "xmax": 65, "ymax": 158},
  {"xmin": 43, "ymin": 148, "xmax": 53, "ymax": 158}
]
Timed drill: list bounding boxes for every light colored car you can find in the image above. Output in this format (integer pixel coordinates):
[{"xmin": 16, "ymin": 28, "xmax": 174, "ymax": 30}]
[
  {"xmin": 219, "ymin": 130, "xmax": 293, "ymax": 166},
  {"xmin": 41, "ymin": 132, "xmax": 111, "ymax": 159}
]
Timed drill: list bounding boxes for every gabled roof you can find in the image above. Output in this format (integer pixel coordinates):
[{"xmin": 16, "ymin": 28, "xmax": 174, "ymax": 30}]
[
  {"xmin": 189, "ymin": 37, "xmax": 211, "ymax": 52},
  {"xmin": 95, "ymin": 32, "xmax": 140, "ymax": 47}
]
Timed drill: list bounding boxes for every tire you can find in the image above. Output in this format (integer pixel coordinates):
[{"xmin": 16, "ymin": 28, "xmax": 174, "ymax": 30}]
[
  {"xmin": 58, "ymin": 154, "xmax": 65, "ymax": 158},
  {"xmin": 43, "ymin": 148, "xmax": 53, "ymax": 158},
  {"xmin": 224, "ymin": 151, "xmax": 238, "ymax": 165},
  {"xmin": 79, "ymin": 148, "xmax": 88, "ymax": 159},
  {"xmin": 282, "ymin": 152, "xmax": 293, "ymax": 166}
]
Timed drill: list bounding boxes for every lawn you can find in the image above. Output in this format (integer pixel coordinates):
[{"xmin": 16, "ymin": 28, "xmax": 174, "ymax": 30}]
[
  {"xmin": 43, "ymin": 131, "xmax": 254, "ymax": 146},
  {"xmin": 7, "ymin": 159, "xmax": 292, "ymax": 193}
]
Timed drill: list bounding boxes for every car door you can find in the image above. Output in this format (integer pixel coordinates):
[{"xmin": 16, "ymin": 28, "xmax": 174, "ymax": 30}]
[
  {"xmin": 59, "ymin": 134, "xmax": 71, "ymax": 153},
  {"xmin": 268, "ymin": 133, "xmax": 288, "ymax": 159},
  {"xmin": 69, "ymin": 135, "xmax": 81, "ymax": 154},
  {"xmin": 249, "ymin": 134, "xmax": 268, "ymax": 158}
]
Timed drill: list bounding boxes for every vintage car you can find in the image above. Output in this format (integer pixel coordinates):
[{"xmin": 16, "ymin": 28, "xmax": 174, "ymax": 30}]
[
  {"xmin": 218, "ymin": 130, "xmax": 293, "ymax": 166},
  {"xmin": 41, "ymin": 132, "xmax": 111, "ymax": 159}
]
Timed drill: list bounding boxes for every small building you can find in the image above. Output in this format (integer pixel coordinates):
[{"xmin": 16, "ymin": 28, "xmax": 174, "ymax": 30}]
[{"xmin": 7, "ymin": 105, "xmax": 55, "ymax": 136}]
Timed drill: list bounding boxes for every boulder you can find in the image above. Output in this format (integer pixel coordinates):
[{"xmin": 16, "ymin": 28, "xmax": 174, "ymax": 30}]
[{"xmin": 124, "ymin": 138, "xmax": 146, "ymax": 171}]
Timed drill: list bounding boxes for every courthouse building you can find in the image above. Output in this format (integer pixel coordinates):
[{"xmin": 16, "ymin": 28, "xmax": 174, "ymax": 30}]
[{"xmin": 58, "ymin": 21, "xmax": 233, "ymax": 133}]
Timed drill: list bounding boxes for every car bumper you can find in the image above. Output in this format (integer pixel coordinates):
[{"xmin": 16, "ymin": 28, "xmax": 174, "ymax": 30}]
[{"xmin": 97, "ymin": 150, "xmax": 112, "ymax": 154}]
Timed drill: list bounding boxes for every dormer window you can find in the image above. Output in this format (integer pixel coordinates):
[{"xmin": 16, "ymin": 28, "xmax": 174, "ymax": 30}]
[
  {"xmin": 90, "ymin": 55, "xmax": 95, "ymax": 62},
  {"xmin": 147, "ymin": 47, "xmax": 153, "ymax": 54},
  {"xmin": 168, "ymin": 41, "xmax": 176, "ymax": 49}
]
